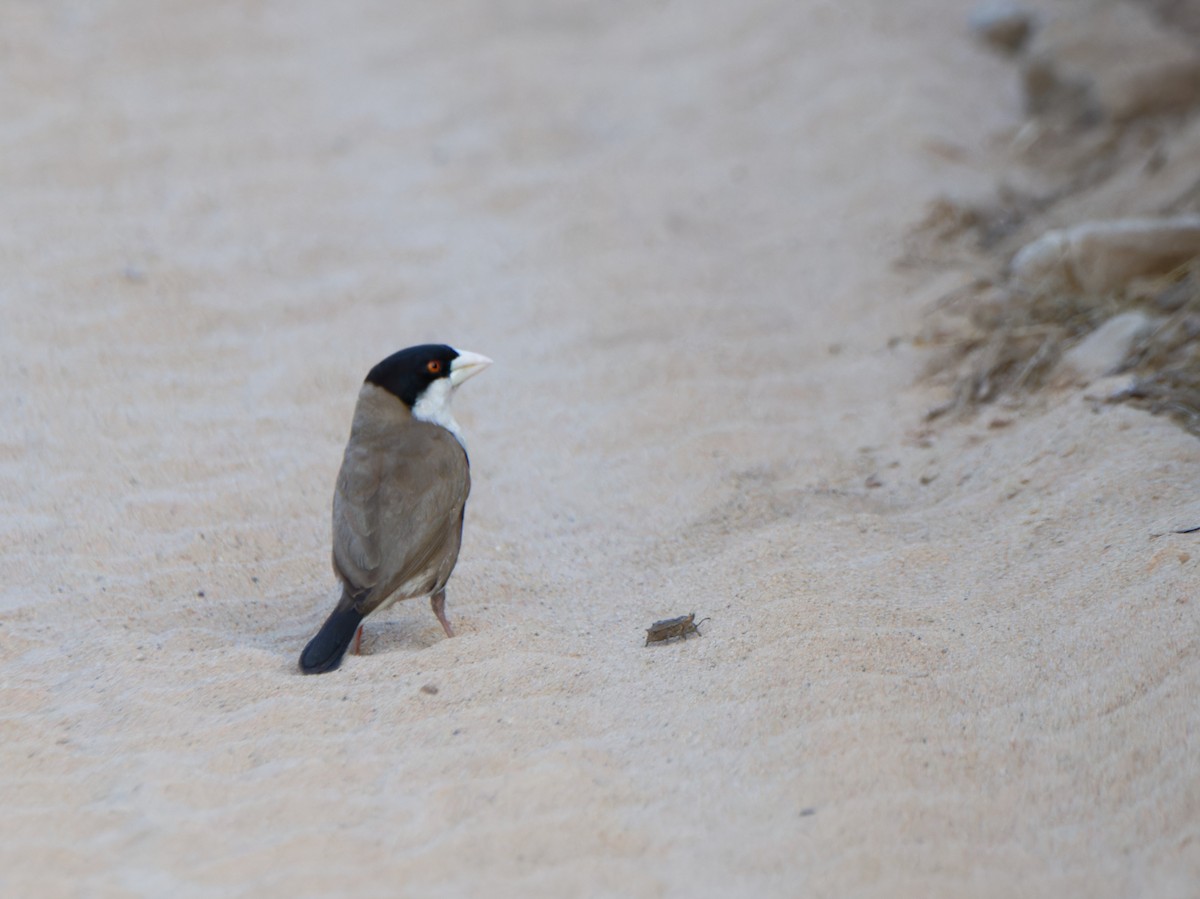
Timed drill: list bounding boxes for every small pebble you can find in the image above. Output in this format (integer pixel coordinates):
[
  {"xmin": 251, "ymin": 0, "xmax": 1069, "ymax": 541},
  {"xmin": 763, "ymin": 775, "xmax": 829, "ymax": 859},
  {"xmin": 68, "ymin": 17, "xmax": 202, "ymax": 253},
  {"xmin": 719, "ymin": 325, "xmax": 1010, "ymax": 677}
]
[{"xmin": 420, "ymin": 684, "xmax": 439, "ymax": 695}]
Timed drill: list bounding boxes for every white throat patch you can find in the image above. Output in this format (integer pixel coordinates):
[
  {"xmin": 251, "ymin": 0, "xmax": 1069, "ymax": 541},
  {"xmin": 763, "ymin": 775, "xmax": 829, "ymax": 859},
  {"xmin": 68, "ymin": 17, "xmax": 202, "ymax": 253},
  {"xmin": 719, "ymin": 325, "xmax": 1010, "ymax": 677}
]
[{"xmin": 411, "ymin": 378, "xmax": 465, "ymax": 448}]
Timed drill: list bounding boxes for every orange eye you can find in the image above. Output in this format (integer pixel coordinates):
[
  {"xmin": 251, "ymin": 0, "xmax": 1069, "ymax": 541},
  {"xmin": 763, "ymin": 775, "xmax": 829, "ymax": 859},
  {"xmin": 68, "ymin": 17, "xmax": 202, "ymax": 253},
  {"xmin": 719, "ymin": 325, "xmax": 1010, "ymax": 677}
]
[{"xmin": 426, "ymin": 360, "xmax": 443, "ymax": 374}]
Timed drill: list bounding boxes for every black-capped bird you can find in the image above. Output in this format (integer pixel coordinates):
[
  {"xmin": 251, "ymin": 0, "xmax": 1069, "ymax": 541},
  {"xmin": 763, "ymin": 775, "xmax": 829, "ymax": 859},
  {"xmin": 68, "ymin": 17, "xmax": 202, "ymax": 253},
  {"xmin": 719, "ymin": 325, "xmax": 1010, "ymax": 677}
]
[{"xmin": 299, "ymin": 344, "xmax": 492, "ymax": 674}]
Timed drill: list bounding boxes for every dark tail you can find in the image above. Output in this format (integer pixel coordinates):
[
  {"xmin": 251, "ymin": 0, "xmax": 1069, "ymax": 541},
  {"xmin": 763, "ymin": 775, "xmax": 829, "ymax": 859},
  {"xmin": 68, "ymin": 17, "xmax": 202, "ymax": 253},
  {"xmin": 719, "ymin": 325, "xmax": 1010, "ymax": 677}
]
[{"xmin": 299, "ymin": 600, "xmax": 365, "ymax": 675}]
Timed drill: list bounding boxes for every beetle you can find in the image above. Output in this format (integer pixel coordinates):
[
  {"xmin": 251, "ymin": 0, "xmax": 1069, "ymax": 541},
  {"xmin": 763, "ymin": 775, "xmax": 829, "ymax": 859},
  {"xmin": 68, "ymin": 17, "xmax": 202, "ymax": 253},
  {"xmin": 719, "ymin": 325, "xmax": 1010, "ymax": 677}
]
[{"xmin": 644, "ymin": 612, "xmax": 709, "ymax": 646}]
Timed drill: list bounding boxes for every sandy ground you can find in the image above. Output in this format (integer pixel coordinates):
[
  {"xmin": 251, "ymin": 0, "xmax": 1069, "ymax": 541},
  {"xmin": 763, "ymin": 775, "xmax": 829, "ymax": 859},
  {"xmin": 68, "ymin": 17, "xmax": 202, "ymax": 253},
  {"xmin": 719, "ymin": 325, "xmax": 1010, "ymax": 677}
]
[{"xmin": 2, "ymin": 1, "xmax": 1198, "ymax": 896}]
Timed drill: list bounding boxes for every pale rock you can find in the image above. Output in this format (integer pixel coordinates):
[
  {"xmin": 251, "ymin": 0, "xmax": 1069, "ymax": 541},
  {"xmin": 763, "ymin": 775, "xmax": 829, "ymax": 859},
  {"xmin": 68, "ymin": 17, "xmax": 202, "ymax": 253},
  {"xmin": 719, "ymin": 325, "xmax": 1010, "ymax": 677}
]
[
  {"xmin": 1060, "ymin": 311, "xmax": 1155, "ymax": 384},
  {"xmin": 1010, "ymin": 216, "xmax": 1200, "ymax": 294},
  {"xmin": 1021, "ymin": 3, "xmax": 1200, "ymax": 122},
  {"xmin": 1082, "ymin": 373, "xmax": 1138, "ymax": 401}
]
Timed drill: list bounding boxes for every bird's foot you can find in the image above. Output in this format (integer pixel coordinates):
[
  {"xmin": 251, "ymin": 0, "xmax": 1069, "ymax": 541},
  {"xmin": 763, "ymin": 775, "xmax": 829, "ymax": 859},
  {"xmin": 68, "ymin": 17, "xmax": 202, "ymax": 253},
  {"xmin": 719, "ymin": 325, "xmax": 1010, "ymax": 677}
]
[{"xmin": 431, "ymin": 590, "xmax": 455, "ymax": 638}]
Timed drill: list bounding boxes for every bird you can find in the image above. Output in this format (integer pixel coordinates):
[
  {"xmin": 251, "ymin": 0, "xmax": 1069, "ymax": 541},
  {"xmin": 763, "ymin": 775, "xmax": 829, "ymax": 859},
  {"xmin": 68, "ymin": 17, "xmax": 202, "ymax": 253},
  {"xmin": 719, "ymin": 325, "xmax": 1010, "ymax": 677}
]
[{"xmin": 298, "ymin": 344, "xmax": 492, "ymax": 674}]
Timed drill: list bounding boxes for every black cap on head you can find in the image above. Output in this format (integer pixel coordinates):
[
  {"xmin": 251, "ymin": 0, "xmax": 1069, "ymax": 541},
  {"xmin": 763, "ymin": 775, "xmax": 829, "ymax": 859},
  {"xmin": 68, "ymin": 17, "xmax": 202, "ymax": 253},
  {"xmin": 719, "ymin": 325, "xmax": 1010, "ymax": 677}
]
[{"xmin": 366, "ymin": 344, "xmax": 460, "ymax": 408}]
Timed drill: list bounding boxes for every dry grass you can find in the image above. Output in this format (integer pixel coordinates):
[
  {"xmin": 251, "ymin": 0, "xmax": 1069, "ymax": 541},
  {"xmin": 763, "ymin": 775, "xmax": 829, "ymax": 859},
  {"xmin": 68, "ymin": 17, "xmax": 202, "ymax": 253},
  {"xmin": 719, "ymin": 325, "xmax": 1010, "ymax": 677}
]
[
  {"xmin": 922, "ymin": 260, "xmax": 1200, "ymax": 434},
  {"xmin": 1117, "ymin": 262, "xmax": 1200, "ymax": 433}
]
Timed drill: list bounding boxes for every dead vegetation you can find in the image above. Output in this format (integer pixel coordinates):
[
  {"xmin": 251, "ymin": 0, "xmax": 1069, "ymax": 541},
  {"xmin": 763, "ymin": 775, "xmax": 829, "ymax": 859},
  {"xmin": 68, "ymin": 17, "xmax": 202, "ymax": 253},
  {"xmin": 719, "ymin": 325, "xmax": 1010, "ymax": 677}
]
[
  {"xmin": 909, "ymin": 0, "xmax": 1200, "ymax": 436},
  {"xmin": 919, "ymin": 256, "xmax": 1200, "ymax": 435},
  {"xmin": 1117, "ymin": 262, "xmax": 1200, "ymax": 433}
]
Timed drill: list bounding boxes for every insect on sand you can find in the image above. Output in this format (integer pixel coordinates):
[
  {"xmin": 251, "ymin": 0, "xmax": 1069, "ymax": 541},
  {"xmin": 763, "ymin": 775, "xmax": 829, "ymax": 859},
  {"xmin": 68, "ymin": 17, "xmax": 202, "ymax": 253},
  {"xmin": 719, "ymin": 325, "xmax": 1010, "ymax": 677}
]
[{"xmin": 644, "ymin": 612, "xmax": 710, "ymax": 646}]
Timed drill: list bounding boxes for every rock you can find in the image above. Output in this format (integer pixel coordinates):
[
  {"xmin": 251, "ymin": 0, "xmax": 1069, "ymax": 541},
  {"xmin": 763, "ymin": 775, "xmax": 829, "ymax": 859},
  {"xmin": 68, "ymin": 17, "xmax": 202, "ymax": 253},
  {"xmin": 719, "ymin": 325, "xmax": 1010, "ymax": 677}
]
[
  {"xmin": 1021, "ymin": 3, "xmax": 1200, "ymax": 122},
  {"xmin": 1060, "ymin": 312, "xmax": 1156, "ymax": 383},
  {"xmin": 1082, "ymin": 373, "xmax": 1139, "ymax": 402},
  {"xmin": 1010, "ymin": 216, "xmax": 1200, "ymax": 294},
  {"xmin": 969, "ymin": 1, "xmax": 1035, "ymax": 54}
]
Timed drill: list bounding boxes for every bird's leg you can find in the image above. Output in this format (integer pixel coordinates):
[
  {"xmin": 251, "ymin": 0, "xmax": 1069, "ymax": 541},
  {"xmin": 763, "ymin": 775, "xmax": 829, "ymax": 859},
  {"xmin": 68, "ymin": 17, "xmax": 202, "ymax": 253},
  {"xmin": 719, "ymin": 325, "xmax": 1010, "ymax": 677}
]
[
  {"xmin": 353, "ymin": 624, "xmax": 364, "ymax": 655},
  {"xmin": 431, "ymin": 590, "xmax": 454, "ymax": 638}
]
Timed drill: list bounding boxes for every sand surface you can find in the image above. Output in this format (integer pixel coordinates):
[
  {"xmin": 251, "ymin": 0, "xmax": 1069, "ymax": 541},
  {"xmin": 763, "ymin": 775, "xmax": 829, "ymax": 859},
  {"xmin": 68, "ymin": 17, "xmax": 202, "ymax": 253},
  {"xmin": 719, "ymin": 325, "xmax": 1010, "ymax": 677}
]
[{"xmin": 2, "ymin": 1, "xmax": 1198, "ymax": 896}]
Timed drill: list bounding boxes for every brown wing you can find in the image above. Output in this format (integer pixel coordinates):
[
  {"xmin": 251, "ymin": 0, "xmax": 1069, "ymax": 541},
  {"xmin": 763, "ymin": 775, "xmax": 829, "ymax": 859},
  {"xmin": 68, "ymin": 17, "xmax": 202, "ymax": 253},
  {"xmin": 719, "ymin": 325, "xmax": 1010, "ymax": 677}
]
[
  {"xmin": 330, "ymin": 439, "xmax": 384, "ymax": 592},
  {"xmin": 332, "ymin": 421, "xmax": 469, "ymax": 613}
]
